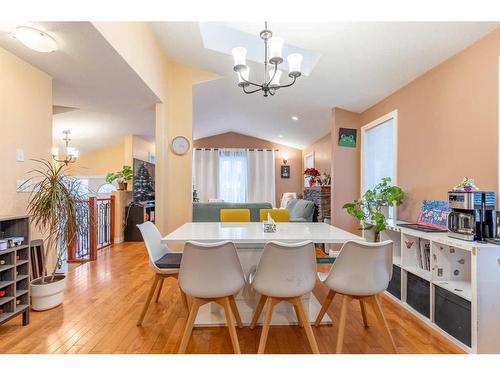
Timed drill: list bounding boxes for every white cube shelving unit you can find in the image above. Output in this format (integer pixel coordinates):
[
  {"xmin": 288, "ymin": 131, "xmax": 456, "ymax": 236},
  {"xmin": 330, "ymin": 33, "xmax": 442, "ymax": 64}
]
[{"xmin": 373, "ymin": 220, "xmax": 500, "ymax": 354}]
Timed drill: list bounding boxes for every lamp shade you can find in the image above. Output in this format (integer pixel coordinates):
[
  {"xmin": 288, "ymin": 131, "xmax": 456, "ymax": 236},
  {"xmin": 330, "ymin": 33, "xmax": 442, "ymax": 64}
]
[
  {"xmin": 287, "ymin": 53, "xmax": 303, "ymax": 77},
  {"xmin": 237, "ymin": 66, "xmax": 250, "ymax": 87},
  {"xmin": 268, "ymin": 69, "xmax": 282, "ymax": 87},
  {"xmin": 231, "ymin": 47, "xmax": 247, "ymax": 70},
  {"xmin": 268, "ymin": 36, "xmax": 284, "ymax": 64},
  {"xmin": 51, "ymin": 147, "xmax": 59, "ymax": 157}
]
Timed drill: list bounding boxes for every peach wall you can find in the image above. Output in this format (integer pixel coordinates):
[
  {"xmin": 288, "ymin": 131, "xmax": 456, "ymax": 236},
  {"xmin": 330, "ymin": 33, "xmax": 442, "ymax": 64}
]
[
  {"xmin": 360, "ymin": 27, "xmax": 500, "ymax": 222},
  {"xmin": 193, "ymin": 132, "xmax": 304, "ymax": 207},
  {"xmin": 69, "ymin": 141, "xmax": 126, "ymax": 177},
  {"xmin": 331, "ymin": 108, "xmax": 362, "ymax": 234},
  {"xmin": 302, "ymin": 133, "xmax": 332, "ymax": 176},
  {"xmin": 0, "ymin": 46, "xmax": 52, "ymax": 232}
]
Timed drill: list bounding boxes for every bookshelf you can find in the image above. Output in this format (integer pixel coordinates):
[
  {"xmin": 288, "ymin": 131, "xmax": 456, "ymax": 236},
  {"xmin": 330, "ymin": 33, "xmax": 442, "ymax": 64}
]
[
  {"xmin": 0, "ymin": 215, "xmax": 30, "ymax": 327},
  {"xmin": 377, "ymin": 220, "xmax": 500, "ymax": 353}
]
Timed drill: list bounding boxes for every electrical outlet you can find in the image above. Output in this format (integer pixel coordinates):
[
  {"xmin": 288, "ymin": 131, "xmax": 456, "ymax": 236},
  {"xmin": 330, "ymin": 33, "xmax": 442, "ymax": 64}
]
[{"xmin": 16, "ymin": 149, "xmax": 24, "ymax": 162}]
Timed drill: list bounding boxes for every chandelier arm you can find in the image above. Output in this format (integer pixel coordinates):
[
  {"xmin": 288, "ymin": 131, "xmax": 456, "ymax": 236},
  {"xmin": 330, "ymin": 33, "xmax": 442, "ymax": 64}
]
[
  {"xmin": 237, "ymin": 69, "xmax": 263, "ymax": 88},
  {"xmin": 243, "ymin": 86, "xmax": 264, "ymax": 94},
  {"xmin": 276, "ymin": 75, "xmax": 297, "ymax": 89},
  {"xmin": 266, "ymin": 62, "xmax": 278, "ymax": 86}
]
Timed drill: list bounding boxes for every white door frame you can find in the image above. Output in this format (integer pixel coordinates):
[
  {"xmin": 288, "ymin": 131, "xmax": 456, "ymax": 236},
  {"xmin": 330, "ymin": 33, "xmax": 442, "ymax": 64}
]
[{"xmin": 360, "ymin": 109, "xmax": 398, "ymax": 218}]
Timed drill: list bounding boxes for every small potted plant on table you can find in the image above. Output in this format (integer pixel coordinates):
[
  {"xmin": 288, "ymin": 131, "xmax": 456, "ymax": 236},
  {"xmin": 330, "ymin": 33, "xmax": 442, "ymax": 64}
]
[
  {"xmin": 343, "ymin": 177, "xmax": 404, "ymax": 242},
  {"xmin": 106, "ymin": 165, "xmax": 133, "ymax": 190}
]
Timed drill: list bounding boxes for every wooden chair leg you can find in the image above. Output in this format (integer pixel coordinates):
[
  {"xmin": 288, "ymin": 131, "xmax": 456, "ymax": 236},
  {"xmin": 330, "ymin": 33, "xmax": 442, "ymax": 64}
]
[
  {"xmin": 229, "ymin": 295, "xmax": 243, "ymax": 329},
  {"xmin": 292, "ymin": 297, "xmax": 320, "ymax": 354},
  {"xmin": 180, "ymin": 289, "xmax": 189, "ymax": 313},
  {"xmin": 250, "ymin": 295, "xmax": 267, "ymax": 329},
  {"xmin": 336, "ymin": 295, "xmax": 350, "ymax": 354},
  {"xmin": 257, "ymin": 297, "xmax": 275, "ymax": 354},
  {"xmin": 137, "ymin": 274, "xmax": 160, "ymax": 326},
  {"xmin": 178, "ymin": 298, "xmax": 201, "ymax": 354},
  {"xmin": 154, "ymin": 278, "xmax": 165, "ymax": 303},
  {"xmin": 360, "ymin": 299, "xmax": 369, "ymax": 327},
  {"xmin": 221, "ymin": 297, "xmax": 241, "ymax": 354},
  {"xmin": 368, "ymin": 295, "xmax": 397, "ymax": 353},
  {"xmin": 293, "ymin": 304, "xmax": 303, "ymax": 327},
  {"xmin": 314, "ymin": 290, "xmax": 335, "ymax": 327}
]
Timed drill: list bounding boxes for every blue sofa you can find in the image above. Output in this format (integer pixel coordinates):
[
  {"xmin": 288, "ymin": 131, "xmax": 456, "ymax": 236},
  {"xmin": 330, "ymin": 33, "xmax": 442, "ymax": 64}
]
[{"xmin": 192, "ymin": 202, "xmax": 273, "ymax": 222}]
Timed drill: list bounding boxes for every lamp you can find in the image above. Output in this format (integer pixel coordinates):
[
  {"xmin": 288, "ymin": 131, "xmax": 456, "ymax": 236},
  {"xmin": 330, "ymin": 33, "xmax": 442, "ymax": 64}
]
[
  {"xmin": 232, "ymin": 22, "xmax": 303, "ymax": 97},
  {"xmin": 12, "ymin": 26, "xmax": 58, "ymax": 53},
  {"xmin": 52, "ymin": 130, "xmax": 78, "ymax": 165}
]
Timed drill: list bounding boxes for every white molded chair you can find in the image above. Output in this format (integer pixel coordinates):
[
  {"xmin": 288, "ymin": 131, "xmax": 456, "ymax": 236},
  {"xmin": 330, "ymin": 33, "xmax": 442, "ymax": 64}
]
[
  {"xmin": 250, "ymin": 241, "xmax": 319, "ymax": 354},
  {"xmin": 136, "ymin": 222, "xmax": 188, "ymax": 326},
  {"xmin": 178, "ymin": 241, "xmax": 245, "ymax": 354},
  {"xmin": 314, "ymin": 240, "xmax": 397, "ymax": 353}
]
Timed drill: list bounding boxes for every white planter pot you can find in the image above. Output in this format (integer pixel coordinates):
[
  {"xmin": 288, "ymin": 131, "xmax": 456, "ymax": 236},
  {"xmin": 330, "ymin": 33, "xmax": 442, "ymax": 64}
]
[{"xmin": 30, "ymin": 274, "xmax": 67, "ymax": 311}]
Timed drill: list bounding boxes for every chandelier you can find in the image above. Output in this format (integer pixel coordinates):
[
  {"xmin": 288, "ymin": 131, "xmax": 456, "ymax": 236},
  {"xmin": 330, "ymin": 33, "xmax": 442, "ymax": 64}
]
[
  {"xmin": 231, "ymin": 22, "xmax": 303, "ymax": 97},
  {"xmin": 51, "ymin": 130, "xmax": 79, "ymax": 165}
]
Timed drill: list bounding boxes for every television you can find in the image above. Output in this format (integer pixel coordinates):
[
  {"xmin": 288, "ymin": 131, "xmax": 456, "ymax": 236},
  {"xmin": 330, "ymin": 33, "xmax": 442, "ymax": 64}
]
[{"xmin": 133, "ymin": 158, "xmax": 155, "ymax": 203}]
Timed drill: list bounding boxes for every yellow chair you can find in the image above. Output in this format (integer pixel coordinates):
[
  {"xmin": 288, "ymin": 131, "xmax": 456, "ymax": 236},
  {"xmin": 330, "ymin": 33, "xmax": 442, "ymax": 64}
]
[
  {"xmin": 220, "ymin": 209, "xmax": 251, "ymax": 222},
  {"xmin": 259, "ymin": 209, "xmax": 290, "ymax": 223}
]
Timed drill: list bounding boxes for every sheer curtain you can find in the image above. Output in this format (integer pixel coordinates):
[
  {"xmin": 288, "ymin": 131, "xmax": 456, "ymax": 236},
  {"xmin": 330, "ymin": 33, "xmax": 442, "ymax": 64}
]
[
  {"xmin": 247, "ymin": 149, "xmax": 276, "ymax": 206},
  {"xmin": 193, "ymin": 149, "xmax": 219, "ymax": 202},
  {"xmin": 218, "ymin": 149, "xmax": 248, "ymax": 203}
]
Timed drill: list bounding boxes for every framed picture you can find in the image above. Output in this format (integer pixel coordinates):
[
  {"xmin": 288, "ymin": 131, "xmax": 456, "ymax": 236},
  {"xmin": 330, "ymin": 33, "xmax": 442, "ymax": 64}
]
[
  {"xmin": 338, "ymin": 128, "xmax": 357, "ymax": 148},
  {"xmin": 281, "ymin": 165, "xmax": 290, "ymax": 178}
]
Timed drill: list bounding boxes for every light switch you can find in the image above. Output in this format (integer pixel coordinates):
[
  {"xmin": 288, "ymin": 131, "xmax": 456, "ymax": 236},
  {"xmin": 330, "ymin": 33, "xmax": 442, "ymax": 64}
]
[{"xmin": 16, "ymin": 149, "xmax": 24, "ymax": 162}]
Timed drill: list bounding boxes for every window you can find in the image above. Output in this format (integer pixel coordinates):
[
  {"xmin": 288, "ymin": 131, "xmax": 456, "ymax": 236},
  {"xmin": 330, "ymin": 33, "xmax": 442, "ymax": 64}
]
[
  {"xmin": 97, "ymin": 183, "xmax": 117, "ymax": 195},
  {"xmin": 218, "ymin": 149, "xmax": 248, "ymax": 203},
  {"xmin": 361, "ymin": 111, "xmax": 397, "ymax": 218}
]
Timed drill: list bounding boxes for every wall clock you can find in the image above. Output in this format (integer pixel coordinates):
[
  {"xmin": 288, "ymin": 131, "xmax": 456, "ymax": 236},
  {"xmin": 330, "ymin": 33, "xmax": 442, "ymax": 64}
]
[{"xmin": 171, "ymin": 136, "xmax": 190, "ymax": 155}]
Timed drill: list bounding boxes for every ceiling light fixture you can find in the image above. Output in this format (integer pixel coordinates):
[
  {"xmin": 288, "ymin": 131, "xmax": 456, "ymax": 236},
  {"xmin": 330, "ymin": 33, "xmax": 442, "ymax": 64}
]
[
  {"xmin": 291, "ymin": 116, "xmax": 299, "ymax": 121},
  {"xmin": 52, "ymin": 130, "xmax": 79, "ymax": 165},
  {"xmin": 232, "ymin": 22, "xmax": 303, "ymax": 97},
  {"xmin": 12, "ymin": 26, "xmax": 58, "ymax": 53}
]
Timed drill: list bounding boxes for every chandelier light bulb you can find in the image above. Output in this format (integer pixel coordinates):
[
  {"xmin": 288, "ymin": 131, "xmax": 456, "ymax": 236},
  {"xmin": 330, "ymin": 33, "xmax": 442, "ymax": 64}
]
[
  {"xmin": 268, "ymin": 69, "xmax": 282, "ymax": 87},
  {"xmin": 287, "ymin": 53, "xmax": 303, "ymax": 77},
  {"xmin": 268, "ymin": 36, "xmax": 284, "ymax": 64},
  {"xmin": 238, "ymin": 66, "xmax": 250, "ymax": 87},
  {"xmin": 232, "ymin": 47, "xmax": 247, "ymax": 71}
]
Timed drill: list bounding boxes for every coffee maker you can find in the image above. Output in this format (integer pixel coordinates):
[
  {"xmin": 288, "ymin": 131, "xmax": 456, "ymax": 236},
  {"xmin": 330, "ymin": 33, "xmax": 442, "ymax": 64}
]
[{"xmin": 447, "ymin": 191, "xmax": 496, "ymax": 242}]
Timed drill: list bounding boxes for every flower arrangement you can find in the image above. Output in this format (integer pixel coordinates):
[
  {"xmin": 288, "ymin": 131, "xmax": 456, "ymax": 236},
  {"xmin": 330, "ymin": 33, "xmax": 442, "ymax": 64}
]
[
  {"xmin": 453, "ymin": 177, "xmax": 479, "ymax": 192},
  {"xmin": 304, "ymin": 168, "xmax": 320, "ymax": 187}
]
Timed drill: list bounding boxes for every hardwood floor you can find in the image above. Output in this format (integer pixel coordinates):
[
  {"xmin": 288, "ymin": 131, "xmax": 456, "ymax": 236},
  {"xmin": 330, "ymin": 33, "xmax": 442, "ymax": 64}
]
[{"xmin": 0, "ymin": 242, "xmax": 463, "ymax": 354}]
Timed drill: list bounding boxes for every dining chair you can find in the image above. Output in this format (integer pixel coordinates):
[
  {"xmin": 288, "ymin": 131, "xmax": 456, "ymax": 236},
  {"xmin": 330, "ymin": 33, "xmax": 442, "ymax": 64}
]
[
  {"xmin": 259, "ymin": 208, "xmax": 290, "ymax": 222},
  {"xmin": 220, "ymin": 208, "xmax": 250, "ymax": 222},
  {"xmin": 249, "ymin": 240, "xmax": 320, "ymax": 354},
  {"xmin": 178, "ymin": 241, "xmax": 246, "ymax": 354},
  {"xmin": 314, "ymin": 240, "xmax": 397, "ymax": 353},
  {"xmin": 136, "ymin": 222, "xmax": 188, "ymax": 326}
]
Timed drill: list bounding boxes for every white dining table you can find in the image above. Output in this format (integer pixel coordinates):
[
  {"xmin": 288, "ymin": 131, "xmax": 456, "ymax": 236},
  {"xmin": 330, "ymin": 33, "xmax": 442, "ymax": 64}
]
[{"xmin": 162, "ymin": 222, "xmax": 364, "ymax": 327}]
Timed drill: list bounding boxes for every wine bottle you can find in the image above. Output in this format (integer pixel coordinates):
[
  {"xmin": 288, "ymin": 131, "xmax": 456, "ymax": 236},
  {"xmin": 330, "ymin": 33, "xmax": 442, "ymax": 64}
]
[
  {"xmin": 0, "ymin": 259, "xmax": 5, "ymax": 265},
  {"xmin": 0, "ymin": 290, "xmax": 6, "ymax": 297}
]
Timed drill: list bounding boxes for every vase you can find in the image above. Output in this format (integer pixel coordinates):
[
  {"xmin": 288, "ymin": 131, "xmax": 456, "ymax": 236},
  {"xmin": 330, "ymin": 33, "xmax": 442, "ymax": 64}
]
[
  {"xmin": 30, "ymin": 274, "xmax": 67, "ymax": 311},
  {"xmin": 118, "ymin": 182, "xmax": 128, "ymax": 191}
]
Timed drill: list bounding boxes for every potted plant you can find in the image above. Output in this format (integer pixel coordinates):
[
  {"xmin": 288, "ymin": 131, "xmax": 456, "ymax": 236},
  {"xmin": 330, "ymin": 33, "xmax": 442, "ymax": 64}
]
[
  {"xmin": 304, "ymin": 167, "xmax": 320, "ymax": 187},
  {"xmin": 343, "ymin": 177, "xmax": 404, "ymax": 242},
  {"xmin": 25, "ymin": 159, "xmax": 87, "ymax": 310},
  {"xmin": 105, "ymin": 165, "xmax": 133, "ymax": 190}
]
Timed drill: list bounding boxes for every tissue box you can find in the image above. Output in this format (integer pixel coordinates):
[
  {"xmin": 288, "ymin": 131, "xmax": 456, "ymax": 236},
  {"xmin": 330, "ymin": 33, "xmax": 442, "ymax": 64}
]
[{"xmin": 263, "ymin": 221, "xmax": 276, "ymax": 233}]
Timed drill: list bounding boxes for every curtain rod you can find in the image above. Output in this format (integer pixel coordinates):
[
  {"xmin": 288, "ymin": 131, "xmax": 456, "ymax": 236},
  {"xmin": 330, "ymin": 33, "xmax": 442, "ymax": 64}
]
[{"xmin": 195, "ymin": 148, "xmax": 279, "ymax": 152}]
